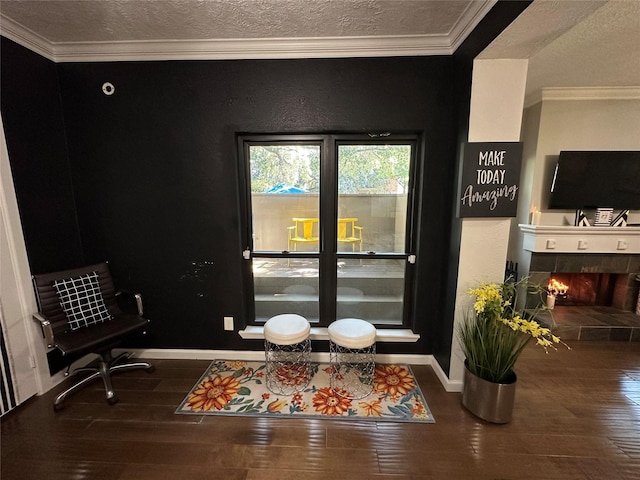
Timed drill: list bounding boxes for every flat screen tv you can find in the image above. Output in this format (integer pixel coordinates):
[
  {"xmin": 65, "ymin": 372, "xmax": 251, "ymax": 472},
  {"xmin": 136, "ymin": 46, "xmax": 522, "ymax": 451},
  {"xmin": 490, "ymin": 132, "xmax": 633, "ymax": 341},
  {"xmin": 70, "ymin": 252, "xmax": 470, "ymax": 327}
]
[{"xmin": 549, "ymin": 151, "xmax": 640, "ymax": 209}]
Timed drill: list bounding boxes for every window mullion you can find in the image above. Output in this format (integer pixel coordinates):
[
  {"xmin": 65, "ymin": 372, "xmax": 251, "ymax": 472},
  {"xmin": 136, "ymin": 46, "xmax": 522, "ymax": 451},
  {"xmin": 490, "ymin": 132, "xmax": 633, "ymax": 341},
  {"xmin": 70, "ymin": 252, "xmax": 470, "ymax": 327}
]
[{"xmin": 319, "ymin": 136, "xmax": 337, "ymax": 326}]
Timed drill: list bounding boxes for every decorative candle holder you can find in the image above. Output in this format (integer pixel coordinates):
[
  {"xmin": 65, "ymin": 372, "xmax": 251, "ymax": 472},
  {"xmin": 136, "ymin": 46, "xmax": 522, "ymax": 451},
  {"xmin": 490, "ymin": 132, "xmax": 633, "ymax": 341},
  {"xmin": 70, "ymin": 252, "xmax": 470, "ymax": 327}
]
[{"xmin": 546, "ymin": 294, "xmax": 556, "ymax": 310}]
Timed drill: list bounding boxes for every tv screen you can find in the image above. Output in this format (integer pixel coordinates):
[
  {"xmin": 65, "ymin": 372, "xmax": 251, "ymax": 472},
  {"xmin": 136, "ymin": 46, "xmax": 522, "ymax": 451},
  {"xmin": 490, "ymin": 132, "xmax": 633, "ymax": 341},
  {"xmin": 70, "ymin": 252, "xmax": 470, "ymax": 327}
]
[{"xmin": 549, "ymin": 151, "xmax": 640, "ymax": 209}]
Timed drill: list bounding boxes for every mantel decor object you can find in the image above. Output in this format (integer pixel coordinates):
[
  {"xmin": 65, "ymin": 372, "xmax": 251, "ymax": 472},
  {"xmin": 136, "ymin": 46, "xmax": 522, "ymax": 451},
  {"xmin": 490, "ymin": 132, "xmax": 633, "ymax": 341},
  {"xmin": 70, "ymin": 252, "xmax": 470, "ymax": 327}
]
[{"xmin": 546, "ymin": 294, "xmax": 556, "ymax": 310}]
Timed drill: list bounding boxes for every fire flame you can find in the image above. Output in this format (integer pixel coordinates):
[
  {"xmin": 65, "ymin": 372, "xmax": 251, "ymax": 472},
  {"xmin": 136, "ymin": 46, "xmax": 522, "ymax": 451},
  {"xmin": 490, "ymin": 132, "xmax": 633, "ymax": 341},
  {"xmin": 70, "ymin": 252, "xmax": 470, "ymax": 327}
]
[{"xmin": 548, "ymin": 278, "xmax": 569, "ymax": 296}]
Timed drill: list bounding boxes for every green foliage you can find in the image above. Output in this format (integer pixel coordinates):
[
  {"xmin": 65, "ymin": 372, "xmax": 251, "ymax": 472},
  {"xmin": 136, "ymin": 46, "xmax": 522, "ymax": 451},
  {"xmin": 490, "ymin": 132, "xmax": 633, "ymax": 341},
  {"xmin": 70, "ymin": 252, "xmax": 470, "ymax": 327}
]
[
  {"xmin": 338, "ymin": 145, "xmax": 411, "ymax": 194},
  {"xmin": 249, "ymin": 145, "xmax": 320, "ymax": 193},
  {"xmin": 459, "ymin": 308, "xmax": 530, "ymax": 384},
  {"xmin": 458, "ymin": 278, "xmax": 569, "ymax": 384},
  {"xmin": 249, "ymin": 143, "xmax": 411, "ymax": 194}
]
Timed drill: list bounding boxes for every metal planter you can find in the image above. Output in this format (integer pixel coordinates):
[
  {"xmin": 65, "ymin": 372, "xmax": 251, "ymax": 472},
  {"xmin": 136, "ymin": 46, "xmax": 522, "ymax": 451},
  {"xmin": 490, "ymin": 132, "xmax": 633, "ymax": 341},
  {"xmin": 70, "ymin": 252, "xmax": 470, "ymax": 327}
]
[{"xmin": 462, "ymin": 364, "xmax": 517, "ymax": 424}]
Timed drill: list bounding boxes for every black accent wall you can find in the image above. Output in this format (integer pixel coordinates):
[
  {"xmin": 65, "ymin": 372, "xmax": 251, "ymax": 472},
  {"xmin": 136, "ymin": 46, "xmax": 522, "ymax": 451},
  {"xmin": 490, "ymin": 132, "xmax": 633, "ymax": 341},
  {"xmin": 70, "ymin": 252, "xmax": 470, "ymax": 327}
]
[
  {"xmin": 53, "ymin": 55, "xmax": 456, "ymax": 353},
  {"xmin": 1, "ymin": 40, "xmax": 83, "ymax": 273},
  {"xmin": 1, "ymin": 1, "xmax": 531, "ymax": 373}
]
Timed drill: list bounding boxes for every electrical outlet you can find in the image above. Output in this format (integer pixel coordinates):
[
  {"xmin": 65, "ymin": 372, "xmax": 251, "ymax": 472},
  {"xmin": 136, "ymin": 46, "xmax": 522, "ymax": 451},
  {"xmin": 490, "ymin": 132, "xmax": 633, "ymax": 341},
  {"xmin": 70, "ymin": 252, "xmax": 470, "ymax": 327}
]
[{"xmin": 223, "ymin": 316, "xmax": 234, "ymax": 331}]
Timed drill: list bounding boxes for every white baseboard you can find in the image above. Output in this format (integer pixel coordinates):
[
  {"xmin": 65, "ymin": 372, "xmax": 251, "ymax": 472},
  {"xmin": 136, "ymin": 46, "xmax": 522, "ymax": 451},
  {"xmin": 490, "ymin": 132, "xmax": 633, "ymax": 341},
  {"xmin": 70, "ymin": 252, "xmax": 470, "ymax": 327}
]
[
  {"xmin": 430, "ymin": 358, "xmax": 463, "ymax": 392},
  {"xmin": 39, "ymin": 348, "xmax": 462, "ymax": 395},
  {"xmin": 115, "ymin": 348, "xmax": 266, "ymax": 361},
  {"xmin": 115, "ymin": 348, "xmax": 461, "ymax": 391}
]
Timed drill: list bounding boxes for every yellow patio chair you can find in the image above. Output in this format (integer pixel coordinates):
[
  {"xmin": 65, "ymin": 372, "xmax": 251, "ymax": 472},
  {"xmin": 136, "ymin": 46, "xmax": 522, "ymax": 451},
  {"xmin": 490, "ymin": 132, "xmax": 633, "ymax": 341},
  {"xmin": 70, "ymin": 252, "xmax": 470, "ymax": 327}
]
[
  {"xmin": 337, "ymin": 217, "xmax": 363, "ymax": 252},
  {"xmin": 287, "ymin": 218, "xmax": 319, "ymax": 251}
]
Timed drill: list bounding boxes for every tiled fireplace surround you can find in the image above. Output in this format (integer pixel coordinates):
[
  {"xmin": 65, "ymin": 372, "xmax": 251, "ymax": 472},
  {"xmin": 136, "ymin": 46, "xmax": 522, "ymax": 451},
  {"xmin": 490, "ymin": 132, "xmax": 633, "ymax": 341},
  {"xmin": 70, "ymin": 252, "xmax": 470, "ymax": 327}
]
[{"xmin": 527, "ymin": 253, "xmax": 640, "ymax": 342}]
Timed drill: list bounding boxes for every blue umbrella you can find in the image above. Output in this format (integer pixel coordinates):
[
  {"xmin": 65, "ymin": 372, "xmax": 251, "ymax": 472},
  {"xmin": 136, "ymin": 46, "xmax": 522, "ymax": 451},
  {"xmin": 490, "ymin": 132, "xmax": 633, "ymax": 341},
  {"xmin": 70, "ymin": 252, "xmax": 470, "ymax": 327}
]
[{"xmin": 265, "ymin": 184, "xmax": 307, "ymax": 193}]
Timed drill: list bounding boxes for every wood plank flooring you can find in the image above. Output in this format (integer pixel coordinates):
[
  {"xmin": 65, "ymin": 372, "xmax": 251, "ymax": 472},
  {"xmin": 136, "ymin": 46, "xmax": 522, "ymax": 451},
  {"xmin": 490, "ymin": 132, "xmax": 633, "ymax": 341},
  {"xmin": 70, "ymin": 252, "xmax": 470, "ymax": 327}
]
[{"xmin": 2, "ymin": 341, "xmax": 639, "ymax": 479}]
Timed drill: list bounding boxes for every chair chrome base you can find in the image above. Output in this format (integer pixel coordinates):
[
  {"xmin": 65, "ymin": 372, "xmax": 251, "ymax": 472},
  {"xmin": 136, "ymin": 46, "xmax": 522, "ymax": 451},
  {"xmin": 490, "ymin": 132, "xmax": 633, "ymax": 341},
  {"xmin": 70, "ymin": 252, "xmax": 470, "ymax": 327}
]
[{"xmin": 53, "ymin": 352, "xmax": 154, "ymax": 411}]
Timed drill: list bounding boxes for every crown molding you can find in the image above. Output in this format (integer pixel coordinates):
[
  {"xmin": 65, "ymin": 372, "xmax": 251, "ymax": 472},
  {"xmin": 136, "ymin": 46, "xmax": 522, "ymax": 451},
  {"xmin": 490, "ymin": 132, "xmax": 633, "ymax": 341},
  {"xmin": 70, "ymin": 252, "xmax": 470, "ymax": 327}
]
[
  {"xmin": 0, "ymin": 14, "xmax": 55, "ymax": 61},
  {"xmin": 0, "ymin": 29, "xmax": 455, "ymax": 63},
  {"xmin": 47, "ymin": 35, "xmax": 456, "ymax": 63},
  {"xmin": 1, "ymin": 1, "xmax": 495, "ymax": 63},
  {"xmin": 449, "ymin": 0, "xmax": 496, "ymax": 52},
  {"xmin": 525, "ymin": 86, "xmax": 640, "ymax": 108}
]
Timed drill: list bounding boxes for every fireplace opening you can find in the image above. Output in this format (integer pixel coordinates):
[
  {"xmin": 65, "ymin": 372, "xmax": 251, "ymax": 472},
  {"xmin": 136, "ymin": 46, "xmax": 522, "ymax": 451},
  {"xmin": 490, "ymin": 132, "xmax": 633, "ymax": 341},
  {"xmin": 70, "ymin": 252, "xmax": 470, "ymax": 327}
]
[
  {"xmin": 526, "ymin": 252, "xmax": 640, "ymax": 340},
  {"xmin": 548, "ymin": 273, "xmax": 637, "ymax": 311}
]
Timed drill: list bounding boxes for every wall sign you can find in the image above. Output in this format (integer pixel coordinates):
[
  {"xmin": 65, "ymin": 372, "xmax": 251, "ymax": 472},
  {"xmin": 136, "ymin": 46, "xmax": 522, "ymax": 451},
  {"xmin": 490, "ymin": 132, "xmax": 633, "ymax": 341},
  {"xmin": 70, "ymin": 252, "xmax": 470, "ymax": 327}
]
[{"xmin": 457, "ymin": 142, "xmax": 523, "ymax": 218}]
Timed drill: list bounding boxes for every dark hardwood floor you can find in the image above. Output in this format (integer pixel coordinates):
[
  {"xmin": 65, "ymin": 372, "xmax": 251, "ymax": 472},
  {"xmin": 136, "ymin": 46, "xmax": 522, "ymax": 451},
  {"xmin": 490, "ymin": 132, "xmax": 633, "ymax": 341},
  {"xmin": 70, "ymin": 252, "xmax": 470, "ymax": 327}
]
[{"xmin": 2, "ymin": 341, "xmax": 639, "ymax": 479}]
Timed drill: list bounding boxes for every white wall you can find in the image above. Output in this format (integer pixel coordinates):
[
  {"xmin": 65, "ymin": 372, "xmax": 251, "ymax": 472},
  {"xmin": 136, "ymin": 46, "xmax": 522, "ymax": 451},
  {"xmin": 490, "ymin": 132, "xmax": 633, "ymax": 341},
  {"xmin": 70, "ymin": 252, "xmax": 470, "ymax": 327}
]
[
  {"xmin": 0, "ymin": 114, "xmax": 51, "ymax": 405},
  {"xmin": 448, "ymin": 59, "xmax": 529, "ymax": 390},
  {"xmin": 509, "ymin": 93, "xmax": 640, "ymax": 275}
]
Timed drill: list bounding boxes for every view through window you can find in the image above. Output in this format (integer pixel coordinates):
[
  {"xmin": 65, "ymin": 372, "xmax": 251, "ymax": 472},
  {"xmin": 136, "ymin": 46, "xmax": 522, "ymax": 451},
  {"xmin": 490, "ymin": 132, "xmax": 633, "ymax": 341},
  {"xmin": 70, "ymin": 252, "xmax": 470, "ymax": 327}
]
[{"xmin": 240, "ymin": 135, "xmax": 416, "ymax": 327}]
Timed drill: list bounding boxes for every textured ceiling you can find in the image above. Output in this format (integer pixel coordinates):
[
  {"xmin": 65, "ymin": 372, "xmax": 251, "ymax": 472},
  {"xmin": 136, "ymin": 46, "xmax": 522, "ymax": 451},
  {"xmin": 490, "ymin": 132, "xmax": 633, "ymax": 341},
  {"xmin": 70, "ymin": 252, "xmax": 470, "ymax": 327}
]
[
  {"xmin": 0, "ymin": 0, "xmax": 638, "ymax": 101},
  {"xmin": 0, "ymin": 0, "xmax": 475, "ymax": 42},
  {"xmin": 526, "ymin": 1, "xmax": 640, "ymax": 95},
  {"xmin": 480, "ymin": 0, "xmax": 640, "ymax": 100}
]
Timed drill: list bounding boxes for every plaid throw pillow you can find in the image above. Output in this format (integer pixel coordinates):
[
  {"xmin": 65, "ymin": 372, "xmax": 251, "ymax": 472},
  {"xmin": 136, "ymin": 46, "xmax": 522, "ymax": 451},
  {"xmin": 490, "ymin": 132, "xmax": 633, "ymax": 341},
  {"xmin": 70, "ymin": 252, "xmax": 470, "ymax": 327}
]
[{"xmin": 53, "ymin": 271, "xmax": 112, "ymax": 330}]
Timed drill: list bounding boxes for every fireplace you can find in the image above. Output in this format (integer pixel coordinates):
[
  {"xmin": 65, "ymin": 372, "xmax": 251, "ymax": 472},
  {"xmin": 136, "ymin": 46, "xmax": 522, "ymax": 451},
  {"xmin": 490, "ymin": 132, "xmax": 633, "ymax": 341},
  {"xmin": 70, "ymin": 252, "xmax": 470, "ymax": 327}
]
[
  {"xmin": 518, "ymin": 225, "xmax": 640, "ymax": 341},
  {"xmin": 526, "ymin": 253, "xmax": 640, "ymax": 341},
  {"xmin": 547, "ymin": 273, "xmax": 637, "ymax": 310}
]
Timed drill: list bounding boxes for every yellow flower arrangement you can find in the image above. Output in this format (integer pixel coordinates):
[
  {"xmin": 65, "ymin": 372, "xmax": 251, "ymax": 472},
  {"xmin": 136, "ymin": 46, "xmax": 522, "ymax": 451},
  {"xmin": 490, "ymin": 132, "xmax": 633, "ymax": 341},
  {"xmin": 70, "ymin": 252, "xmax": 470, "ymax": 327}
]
[{"xmin": 459, "ymin": 278, "xmax": 569, "ymax": 384}]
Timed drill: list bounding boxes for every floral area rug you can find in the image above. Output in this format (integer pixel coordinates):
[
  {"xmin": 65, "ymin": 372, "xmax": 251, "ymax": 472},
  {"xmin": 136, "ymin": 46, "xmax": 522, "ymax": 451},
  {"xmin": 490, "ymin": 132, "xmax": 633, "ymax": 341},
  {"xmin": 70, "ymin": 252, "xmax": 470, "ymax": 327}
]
[{"xmin": 175, "ymin": 359, "xmax": 435, "ymax": 423}]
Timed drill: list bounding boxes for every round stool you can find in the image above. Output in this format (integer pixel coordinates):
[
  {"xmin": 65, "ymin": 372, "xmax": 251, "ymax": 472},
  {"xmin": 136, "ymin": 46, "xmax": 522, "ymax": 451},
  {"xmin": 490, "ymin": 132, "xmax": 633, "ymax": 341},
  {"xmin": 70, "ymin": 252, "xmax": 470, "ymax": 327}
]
[
  {"xmin": 264, "ymin": 314, "xmax": 311, "ymax": 395},
  {"xmin": 328, "ymin": 318, "xmax": 377, "ymax": 399}
]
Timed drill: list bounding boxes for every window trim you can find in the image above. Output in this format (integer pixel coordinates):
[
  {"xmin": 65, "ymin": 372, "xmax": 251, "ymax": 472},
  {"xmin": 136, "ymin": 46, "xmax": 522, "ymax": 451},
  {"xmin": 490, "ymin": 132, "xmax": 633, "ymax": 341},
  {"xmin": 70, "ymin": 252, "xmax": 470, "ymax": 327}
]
[{"xmin": 237, "ymin": 132, "xmax": 421, "ymax": 328}]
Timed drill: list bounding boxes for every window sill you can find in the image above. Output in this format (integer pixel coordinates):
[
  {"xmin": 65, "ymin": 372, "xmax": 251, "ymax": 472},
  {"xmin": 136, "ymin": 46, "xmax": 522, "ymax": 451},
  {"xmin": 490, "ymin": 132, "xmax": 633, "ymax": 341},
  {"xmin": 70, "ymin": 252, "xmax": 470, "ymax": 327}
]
[{"xmin": 238, "ymin": 326, "xmax": 420, "ymax": 342}]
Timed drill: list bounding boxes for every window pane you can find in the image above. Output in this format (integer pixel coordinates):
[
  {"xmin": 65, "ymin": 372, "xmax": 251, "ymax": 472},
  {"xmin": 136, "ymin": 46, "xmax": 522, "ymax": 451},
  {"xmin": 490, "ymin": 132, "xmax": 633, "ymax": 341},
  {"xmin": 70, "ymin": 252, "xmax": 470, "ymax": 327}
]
[
  {"xmin": 337, "ymin": 144, "xmax": 411, "ymax": 253},
  {"xmin": 249, "ymin": 145, "xmax": 320, "ymax": 252},
  {"xmin": 336, "ymin": 258, "xmax": 405, "ymax": 326},
  {"xmin": 253, "ymin": 258, "xmax": 319, "ymax": 324}
]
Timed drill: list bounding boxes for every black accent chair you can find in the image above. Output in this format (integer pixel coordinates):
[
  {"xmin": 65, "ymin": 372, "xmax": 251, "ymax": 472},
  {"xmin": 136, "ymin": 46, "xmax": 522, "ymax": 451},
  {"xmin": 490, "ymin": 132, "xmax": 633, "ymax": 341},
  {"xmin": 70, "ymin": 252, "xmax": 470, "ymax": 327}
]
[{"xmin": 32, "ymin": 262, "xmax": 154, "ymax": 411}]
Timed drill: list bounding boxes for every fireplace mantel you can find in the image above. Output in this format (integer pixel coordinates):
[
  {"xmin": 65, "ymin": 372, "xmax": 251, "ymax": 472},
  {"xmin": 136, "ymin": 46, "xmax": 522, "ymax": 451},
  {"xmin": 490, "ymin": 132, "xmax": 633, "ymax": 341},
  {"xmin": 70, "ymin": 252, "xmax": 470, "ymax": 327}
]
[{"xmin": 519, "ymin": 225, "xmax": 640, "ymax": 254}]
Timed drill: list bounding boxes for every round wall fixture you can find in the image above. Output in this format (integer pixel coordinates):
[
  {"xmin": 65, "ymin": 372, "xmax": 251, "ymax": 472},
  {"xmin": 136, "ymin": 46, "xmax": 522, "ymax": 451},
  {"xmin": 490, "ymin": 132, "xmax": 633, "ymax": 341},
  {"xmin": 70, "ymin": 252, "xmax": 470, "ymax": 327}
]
[{"xmin": 102, "ymin": 82, "xmax": 115, "ymax": 96}]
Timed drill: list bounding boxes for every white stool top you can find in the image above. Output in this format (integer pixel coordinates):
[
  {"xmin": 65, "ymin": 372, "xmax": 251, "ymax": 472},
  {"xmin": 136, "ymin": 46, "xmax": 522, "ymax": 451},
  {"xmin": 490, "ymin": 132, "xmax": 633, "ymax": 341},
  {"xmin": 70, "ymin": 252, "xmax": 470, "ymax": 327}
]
[
  {"xmin": 328, "ymin": 318, "xmax": 377, "ymax": 349},
  {"xmin": 264, "ymin": 314, "xmax": 310, "ymax": 345}
]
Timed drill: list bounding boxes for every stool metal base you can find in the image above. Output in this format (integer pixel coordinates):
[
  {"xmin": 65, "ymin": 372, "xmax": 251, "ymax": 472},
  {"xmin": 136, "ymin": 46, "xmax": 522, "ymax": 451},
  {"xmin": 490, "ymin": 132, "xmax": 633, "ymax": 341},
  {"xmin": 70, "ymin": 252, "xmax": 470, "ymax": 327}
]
[
  {"xmin": 265, "ymin": 338, "xmax": 311, "ymax": 395},
  {"xmin": 329, "ymin": 342, "xmax": 375, "ymax": 399}
]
